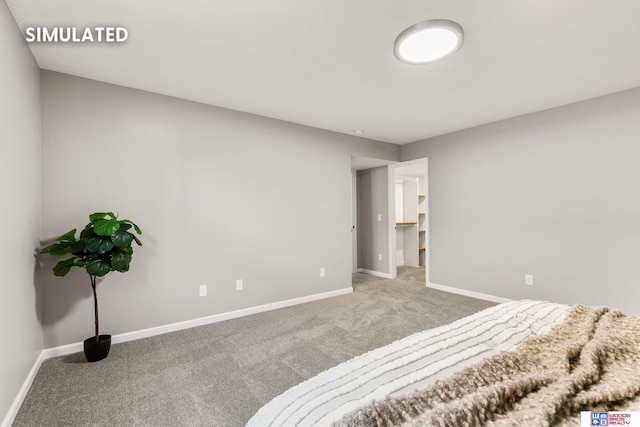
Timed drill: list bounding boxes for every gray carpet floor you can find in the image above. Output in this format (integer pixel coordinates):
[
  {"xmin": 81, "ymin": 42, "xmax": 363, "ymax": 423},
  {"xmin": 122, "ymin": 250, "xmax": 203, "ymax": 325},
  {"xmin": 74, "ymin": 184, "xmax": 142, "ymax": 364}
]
[{"xmin": 14, "ymin": 267, "xmax": 495, "ymax": 426}]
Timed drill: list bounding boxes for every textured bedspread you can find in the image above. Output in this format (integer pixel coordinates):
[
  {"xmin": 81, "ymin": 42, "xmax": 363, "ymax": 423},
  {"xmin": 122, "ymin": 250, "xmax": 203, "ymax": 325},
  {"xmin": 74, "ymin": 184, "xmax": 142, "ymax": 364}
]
[
  {"xmin": 247, "ymin": 300, "xmax": 569, "ymax": 426},
  {"xmin": 337, "ymin": 304, "xmax": 640, "ymax": 427}
]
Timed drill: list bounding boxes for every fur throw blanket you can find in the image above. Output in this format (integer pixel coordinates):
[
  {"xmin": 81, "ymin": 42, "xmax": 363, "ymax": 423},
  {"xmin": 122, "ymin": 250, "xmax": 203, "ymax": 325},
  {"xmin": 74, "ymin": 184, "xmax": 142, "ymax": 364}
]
[{"xmin": 335, "ymin": 305, "xmax": 640, "ymax": 427}]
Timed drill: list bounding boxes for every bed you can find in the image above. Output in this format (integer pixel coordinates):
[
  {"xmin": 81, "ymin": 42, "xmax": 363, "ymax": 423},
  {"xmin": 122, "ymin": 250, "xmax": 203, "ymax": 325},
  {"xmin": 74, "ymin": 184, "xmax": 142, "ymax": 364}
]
[{"xmin": 246, "ymin": 299, "xmax": 640, "ymax": 426}]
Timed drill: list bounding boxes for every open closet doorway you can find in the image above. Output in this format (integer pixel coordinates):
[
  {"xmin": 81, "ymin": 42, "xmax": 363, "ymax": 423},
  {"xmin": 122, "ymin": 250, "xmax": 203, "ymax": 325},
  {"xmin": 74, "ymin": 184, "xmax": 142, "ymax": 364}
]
[
  {"xmin": 389, "ymin": 158, "xmax": 429, "ymax": 287},
  {"xmin": 351, "ymin": 156, "xmax": 398, "ymax": 281}
]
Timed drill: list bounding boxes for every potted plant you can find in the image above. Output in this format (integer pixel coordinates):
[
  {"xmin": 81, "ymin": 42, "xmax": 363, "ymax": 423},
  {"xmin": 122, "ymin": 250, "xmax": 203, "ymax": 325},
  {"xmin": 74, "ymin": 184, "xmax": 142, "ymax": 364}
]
[{"xmin": 41, "ymin": 212, "xmax": 142, "ymax": 362}]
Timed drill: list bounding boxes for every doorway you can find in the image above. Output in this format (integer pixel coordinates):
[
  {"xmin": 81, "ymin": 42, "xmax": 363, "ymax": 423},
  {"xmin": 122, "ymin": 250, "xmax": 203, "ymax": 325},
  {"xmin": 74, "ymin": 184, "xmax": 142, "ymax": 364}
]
[
  {"xmin": 351, "ymin": 156, "xmax": 398, "ymax": 280},
  {"xmin": 389, "ymin": 158, "xmax": 429, "ymax": 285},
  {"xmin": 350, "ymin": 156, "xmax": 429, "ymax": 288}
]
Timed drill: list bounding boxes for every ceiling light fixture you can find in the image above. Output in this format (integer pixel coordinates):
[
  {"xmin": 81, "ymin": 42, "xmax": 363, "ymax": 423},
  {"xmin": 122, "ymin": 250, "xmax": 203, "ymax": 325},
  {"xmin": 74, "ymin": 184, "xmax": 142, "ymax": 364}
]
[{"xmin": 394, "ymin": 19, "xmax": 464, "ymax": 65}]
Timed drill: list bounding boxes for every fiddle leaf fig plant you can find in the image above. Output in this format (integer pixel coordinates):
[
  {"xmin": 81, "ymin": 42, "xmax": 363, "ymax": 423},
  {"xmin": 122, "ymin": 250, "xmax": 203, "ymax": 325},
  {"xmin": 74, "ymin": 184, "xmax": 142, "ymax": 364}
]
[{"xmin": 41, "ymin": 212, "xmax": 142, "ymax": 343}]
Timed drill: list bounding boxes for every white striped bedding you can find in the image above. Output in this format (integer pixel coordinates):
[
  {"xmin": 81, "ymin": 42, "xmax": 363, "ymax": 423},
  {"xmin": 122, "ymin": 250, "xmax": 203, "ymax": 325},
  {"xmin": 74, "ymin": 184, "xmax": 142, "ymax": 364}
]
[{"xmin": 246, "ymin": 300, "xmax": 569, "ymax": 427}]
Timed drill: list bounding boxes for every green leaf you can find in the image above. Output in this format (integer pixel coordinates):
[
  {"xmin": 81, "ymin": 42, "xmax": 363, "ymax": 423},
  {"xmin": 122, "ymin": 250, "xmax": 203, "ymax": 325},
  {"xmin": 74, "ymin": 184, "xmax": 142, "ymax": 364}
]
[
  {"xmin": 89, "ymin": 212, "xmax": 116, "ymax": 222},
  {"xmin": 42, "ymin": 229, "xmax": 79, "ymax": 255},
  {"xmin": 89, "ymin": 213, "xmax": 107, "ymax": 222},
  {"xmin": 131, "ymin": 234, "xmax": 142, "ymax": 246},
  {"xmin": 44, "ymin": 214, "xmax": 140, "ymax": 278},
  {"xmin": 80, "ymin": 224, "xmax": 95, "ymax": 239},
  {"xmin": 69, "ymin": 240, "xmax": 86, "ymax": 255},
  {"xmin": 85, "ymin": 259, "xmax": 112, "ymax": 277},
  {"xmin": 42, "ymin": 242, "xmax": 73, "ymax": 256},
  {"xmin": 121, "ymin": 220, "xmax": 141, "ymax": 235},
  {"xmin": 111, "ymin": 250, "xmax": 132, "ymax": 272},
  {"xmin": 55, "ymin": 229, "xmax": 77, "ymax": 243},
  {"xmin": 85, "ymin": 235, "xmax": 114, "ymax": 254},
  {"xmin": 52, "ymin": 258, "xmax": 77, "ymax": 276},
  {"xmin": 111, "ymin": 230, "xmax": 134, "ymax": 248},
  {"xmin": 93, "ymin": 219, "xmax": 120, "ymax": 236}
]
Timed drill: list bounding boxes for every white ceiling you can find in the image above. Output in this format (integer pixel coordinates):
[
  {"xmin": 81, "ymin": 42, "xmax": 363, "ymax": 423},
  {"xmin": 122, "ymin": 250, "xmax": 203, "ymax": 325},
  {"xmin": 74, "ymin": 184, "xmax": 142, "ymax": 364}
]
[{"xmin": 7, "ymin": 0, "xmax": 640, "ymax": 144}]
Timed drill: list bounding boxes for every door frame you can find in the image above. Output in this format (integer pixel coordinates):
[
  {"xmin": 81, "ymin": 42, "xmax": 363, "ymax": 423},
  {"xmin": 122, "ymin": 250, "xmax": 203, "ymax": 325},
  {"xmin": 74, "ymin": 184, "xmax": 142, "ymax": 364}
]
[
  {"xmin": 351, "ymin": 170, "xmax": 358, "ymax": 273},
  {"xmin": 387, "ymin": 158, "xmax": 430, "ymax": 286}
]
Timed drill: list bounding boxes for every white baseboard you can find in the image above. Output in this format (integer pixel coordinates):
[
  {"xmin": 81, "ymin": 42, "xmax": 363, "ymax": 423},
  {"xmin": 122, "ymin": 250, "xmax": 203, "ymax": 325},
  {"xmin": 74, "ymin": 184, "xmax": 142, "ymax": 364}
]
[
  {"xmin": 4, "ymin": 286, "xmax": 353, "ymax": 426},
  {"xmin": 41, "ymin": 286, "xmax": 354, "ymax": 359},
  {"xmin": 356, "ymin": 268, "xmax": 393, "ymax": 279},
  {"xmin": 40, "ymin": 341, "xmax": 83, "ymax": 359},
  {"xmin": 110, "ymin": 286, "xmax": 353, "ymax": 347},
  {"xmin": 427, "ymin": 282, "xmax": 513, "ymax": 304},
  {"xmin": 1, "ymin": 352, "xmax": 45, "ymax": 427}
]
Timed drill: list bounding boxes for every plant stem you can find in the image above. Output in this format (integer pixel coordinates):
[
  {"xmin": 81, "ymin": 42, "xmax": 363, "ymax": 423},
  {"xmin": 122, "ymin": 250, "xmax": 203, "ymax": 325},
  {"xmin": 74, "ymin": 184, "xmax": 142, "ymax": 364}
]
[{"xmin": 90, "ymin": 275, "xmax": 99, "ymax": 342}]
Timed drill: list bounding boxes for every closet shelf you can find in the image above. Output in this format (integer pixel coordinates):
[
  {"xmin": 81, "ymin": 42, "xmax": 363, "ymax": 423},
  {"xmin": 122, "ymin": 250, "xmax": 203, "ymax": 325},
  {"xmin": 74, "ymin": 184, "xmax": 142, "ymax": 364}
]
[
  {"xmin": 396, "ymin": 221, "xmax": 417, "ymax": 225},
  {"xmin": 418, "ymin": 212, "xmax": 426, "ymax": 215},
  {"xmin": 419, "ymin": 246, "xmax": 426, "ymax": 250},
  {"xmin": 419, "ymin": 229, "xmax": 426, "ymax": 233}
]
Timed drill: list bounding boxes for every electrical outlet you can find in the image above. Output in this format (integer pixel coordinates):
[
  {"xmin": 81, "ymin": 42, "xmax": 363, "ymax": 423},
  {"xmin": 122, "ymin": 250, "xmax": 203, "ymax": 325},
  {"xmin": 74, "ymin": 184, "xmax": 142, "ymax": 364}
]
[
  {"xmin": 377, "ymin": 214, "xmax": 382, "ymax": 222},
  {"xmin": 525, "ymin": 274, "xmax": 533, "ymax": 286},
  {"xmin": 236, "ymin": 279, "xmax": 243, "ymax": 291},
  {"xmin": 378, "ymin": 253, "xmax": 382, "ymax": 261},
  {"xmin": 320, "ymin": 267, "xmax": 326, "ymax": 277},
  {"xmin": 199, "ymin": 284, "xmax": 207, "ymax": 297}
]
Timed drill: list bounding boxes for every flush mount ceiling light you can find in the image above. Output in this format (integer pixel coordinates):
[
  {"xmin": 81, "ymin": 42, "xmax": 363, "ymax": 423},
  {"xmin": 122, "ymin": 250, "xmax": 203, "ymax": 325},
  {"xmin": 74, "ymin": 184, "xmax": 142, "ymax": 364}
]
[{"xmin": 394, "ymin": 19, "xmax": 464, "ymax": 65}]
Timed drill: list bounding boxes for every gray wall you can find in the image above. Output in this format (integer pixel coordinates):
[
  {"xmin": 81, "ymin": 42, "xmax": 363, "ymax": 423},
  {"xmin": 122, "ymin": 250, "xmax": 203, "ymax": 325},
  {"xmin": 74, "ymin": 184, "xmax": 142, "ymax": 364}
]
[
  {"xmin": 402, "ymin": 88, "xmax": 640, "ymax": 316},
  {"xmin": 0, "ymin": 2, "xmax": 43, "ymax": 421},
  {"xmin": 40, "ymin": 71, "xmax": 399, "ymax": 347},
  {"xmin": 356, "ymin": 167, "xmax": 390, "ymax": 274}
]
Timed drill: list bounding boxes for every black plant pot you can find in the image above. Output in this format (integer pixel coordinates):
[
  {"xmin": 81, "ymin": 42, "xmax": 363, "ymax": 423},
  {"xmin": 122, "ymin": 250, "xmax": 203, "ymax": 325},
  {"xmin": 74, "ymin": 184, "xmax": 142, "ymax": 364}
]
[{"xmin": 83, "ymin": 334, "xmax": 111, "ymax": 362}]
